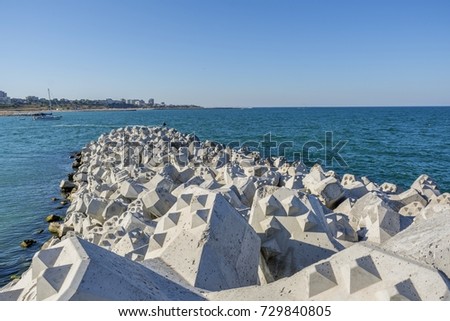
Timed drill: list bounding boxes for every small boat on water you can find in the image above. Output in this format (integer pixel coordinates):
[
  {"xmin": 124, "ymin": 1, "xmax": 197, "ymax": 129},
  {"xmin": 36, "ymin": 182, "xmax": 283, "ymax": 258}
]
[{"xmin": 32, "ymin": 89, "xmax": 62, "ymax": 120}]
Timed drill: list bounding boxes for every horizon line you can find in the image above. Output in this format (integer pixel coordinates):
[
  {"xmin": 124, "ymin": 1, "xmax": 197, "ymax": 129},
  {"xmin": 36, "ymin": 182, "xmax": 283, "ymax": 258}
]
[{"xmin": 204, "ymin": 105, "xmax": 450, "ymax": 108}]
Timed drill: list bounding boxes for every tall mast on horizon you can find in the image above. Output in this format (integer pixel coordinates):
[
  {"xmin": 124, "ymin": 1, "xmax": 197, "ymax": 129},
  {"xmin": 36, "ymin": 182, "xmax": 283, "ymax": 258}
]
[{"xmin": 48, "ymin": 88, "xmax": 52, "ymax": 109}]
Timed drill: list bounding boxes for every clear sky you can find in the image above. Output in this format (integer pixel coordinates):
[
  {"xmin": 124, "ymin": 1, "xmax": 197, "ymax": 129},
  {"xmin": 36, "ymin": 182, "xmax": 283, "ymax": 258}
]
[{"xmin": 1, "ymin": 0, "xmax": 450, "ymax": 107}]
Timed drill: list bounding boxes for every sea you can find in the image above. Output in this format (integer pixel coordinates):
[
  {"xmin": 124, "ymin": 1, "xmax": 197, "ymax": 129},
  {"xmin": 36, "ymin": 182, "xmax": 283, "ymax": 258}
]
[{"xmin": 0, "ymin": 107, "xmax": 449, "ymax": 286}]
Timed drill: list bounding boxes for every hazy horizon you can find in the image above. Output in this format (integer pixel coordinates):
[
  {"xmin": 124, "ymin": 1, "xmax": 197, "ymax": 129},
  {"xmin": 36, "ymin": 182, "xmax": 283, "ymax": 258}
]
[{"xmin": 1, "ymin": 0, "xmax": 450, "ymax": 107}]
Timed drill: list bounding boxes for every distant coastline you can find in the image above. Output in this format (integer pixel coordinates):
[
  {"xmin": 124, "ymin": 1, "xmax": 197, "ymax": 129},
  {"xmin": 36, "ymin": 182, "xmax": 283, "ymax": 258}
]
[
  {"xmin": 2, "ymin": 105, "xmax": 450, "ymax": 117},
  {"xmin": 0, "ymin": 104, "xmax": 203, "ymax": 117}
]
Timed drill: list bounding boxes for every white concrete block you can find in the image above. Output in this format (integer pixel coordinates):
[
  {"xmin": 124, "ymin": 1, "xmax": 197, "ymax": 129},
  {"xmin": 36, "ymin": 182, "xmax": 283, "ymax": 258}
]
[
  {"xmin": 207, "ymin": 243, "xmax": 450, "ymax": 301},
  {"xmin": 0, "ymin": 237, "xmax": 204, "ymax": 300},
  {"xmin": 141, "ymin": 188, "xmax": 177, "ymax": 219},
  {"xmin": 145, "ymin": 191, "xmax": 260, "ymax": 291}
]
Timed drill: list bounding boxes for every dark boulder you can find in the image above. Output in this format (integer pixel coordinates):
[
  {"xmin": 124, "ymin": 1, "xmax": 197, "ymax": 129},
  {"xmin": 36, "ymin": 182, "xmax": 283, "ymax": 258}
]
[
  {"xmin": 46, "ymin": 214, "xmax": 62, "ymax": 223},
  {"xmin": 20, "ymin": 239, "xmax": 36, "ymax": 248}
]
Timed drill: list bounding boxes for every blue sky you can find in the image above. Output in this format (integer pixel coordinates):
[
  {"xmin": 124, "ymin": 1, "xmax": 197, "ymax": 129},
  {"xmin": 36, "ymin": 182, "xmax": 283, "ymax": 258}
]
[{"xmin": 1, "ymin": 0, "xmax": 450, "ymax": 107}]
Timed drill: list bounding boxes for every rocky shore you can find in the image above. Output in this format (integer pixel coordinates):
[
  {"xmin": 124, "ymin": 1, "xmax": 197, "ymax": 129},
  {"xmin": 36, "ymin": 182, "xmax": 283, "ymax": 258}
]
[{"xmin": 1, "ymin": 126, "xmax": 449, "ymax": 300}]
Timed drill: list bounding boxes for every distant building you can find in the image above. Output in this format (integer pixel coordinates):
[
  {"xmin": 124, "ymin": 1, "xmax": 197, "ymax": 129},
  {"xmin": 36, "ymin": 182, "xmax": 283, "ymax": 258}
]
[
  {"xmin": 0, "ymin": 90, "xmax": 11, "ymax": 105},
  {"xmin": 10, "ymin": 98, "xmax": 24, "ymax": 104},
  {"xmin": 26, "ymin": 96, "xmax": 40, "ymax": 102},
  {"xmin": 133, "ymin": 100, "xmax": 146, "ymax": 106},
  {"xmin": 127, "ymin": 99, "xmax": 142, "ymax": 105},
  {"xmin": 148, "ymin": 98, "xmax": 154, "ymax": 106}
]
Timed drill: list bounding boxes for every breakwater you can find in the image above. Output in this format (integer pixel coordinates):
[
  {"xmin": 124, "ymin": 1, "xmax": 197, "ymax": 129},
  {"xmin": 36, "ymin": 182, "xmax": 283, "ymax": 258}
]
[{"xmin": 1, "ymin": 126, "xmax": 449, "ymax": 300}]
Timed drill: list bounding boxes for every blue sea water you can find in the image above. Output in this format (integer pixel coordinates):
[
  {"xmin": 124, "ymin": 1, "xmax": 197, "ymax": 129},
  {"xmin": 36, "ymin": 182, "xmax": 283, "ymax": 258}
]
[{"xmin": 0, "ymin": 107, "xmax": 449, "ymax": 286}]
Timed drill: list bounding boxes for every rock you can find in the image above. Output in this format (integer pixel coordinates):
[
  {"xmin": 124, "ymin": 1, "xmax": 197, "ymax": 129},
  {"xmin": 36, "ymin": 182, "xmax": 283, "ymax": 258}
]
[
  {"xmin": 141, "ymin": 188, "xmax": 177, "ymax": 219},
  {"xmin": 427, "ymin": 192, "xmax": 450, "ymax": 208},
  {"xmin": 45, "ymin": 214, "xmax": 62, "ymax": 223},
  {"xmin": 304, "ymin": 176, "xmax": 345, "ymax": 209},
  {"xmin": 207, "ymin": 243, "xmax": 450, "ymax": 301},
  {"xmin": 411, "ymin": 174, "xmax": 441, "ymax": 201},
  {"xmin": 57, "ymin": 224, "xmax": 75, "ymax": 238},
  {"xmin": 119, "ymin": 180, "xmax": 144, "ymax": 199},
  {"xmin": 48, "ymin": 222, "xmax": 61, "ymax": 234},
  {"xmin": 143, "ymin": 173, "xmax": 177, "ymax": 192},
  {"xmin": 40, "ymin": 236, "xmax": 60, "ymax": 250},
  {"xmin": 177, "ymin": 167, "xmax": 195, "ymax": 183},
  {"xmin": 145, "ymin": 188, "xmax": 261, "ymax": 291},
  {"xmin": 119, "ymin": 211, "xmax": 155, "ymax": 234},
  {"xmin": 85, "ymin": 197, "xmax": 109, "ymax": 221},
  {"xmin": 365, "ymin": 182, "xmax": 381, "ymax": 192},
  {"xmin": 325, "ymin": 213, "xmax": 358, "ymax": 242},
  {"xmin": 73, "ymin": 172, "xmax": 88, "ymax": 183},
  {"xmin": 67, "ymin": 172, "xmax": 75, "ymax": 182},
  {"xmin": 83, "ymin": 195, "xmax": 127, "ymax": 223},
  {"xmin": 233, "ymin": 177, "xmax": 257, "ymax": 207},
  {"xmin": 387, "ymin": 188, "xmax": 427, "ymax": 212},
  {"xmin": 71, "ymin": 160, "xmax": 81, "ymax": 169},
  {"xmin": 0, "ymin": 237, "xmax": 204, "ymax": 301},
  {"xmin": 63, "ymin": 212, "xmax": 88, "ymax": 235},
  {"xmin": 20, "ymin": 240, "xmax": 36, "ymax": 248},
  {"xmin": 283, "ymin": 174, "xmax": 304, "ymax": 190},
  {"xmin": 383, "ymin": 207, "xmax": 450, "ymax": 278},
  {"xmin": 417, "ymin": 193, "xmax": 450, "ymax": 220},
  {"xmin": 303, "ymin": 164, "xmax": 326, "ymax": 184},
  {"xmin": 341, "ymin": 174, "xmax": 369, "ymax": 200},
  {"xmin": 102, "ymin": 199, "xmax": 128, "ymax": 222},
  {"xmin": 59, "ymin": 180, "xmax": 76, "ymax": 192},
  {"xmin": 249, "ymin": 187, "xmax": 350, "ymax": 280},
  {"xmin": 333, "ymin": 198, "xmax": 354, "ymax": 216},
  {"xmin": 380, "ymin": 182, "xmax": 398, "ymax": 193},
  {"xmin": 344, "ymin": 181, "xmax": 369, "ymax": 200},
  {"xmin": 111, "ymin": 229, "xmax": 150, "ymax": 261},
  {"xmin": 303, "ymin": 165, "xmax": 345, "ymax": 209},
  {"xmin": 341, "ymin": 174, "xmax": 357, "ymax": 186},
  {"xmin": 348, "ymin": 192, "xmax": 401, "ymax": 244},
  {"xmin": 398, "ymin": 201, "xmax": 425, "ymax": 216},
  {"xmin": 70, "ymin": 151, "xmax": 81, "ymax": 159}
]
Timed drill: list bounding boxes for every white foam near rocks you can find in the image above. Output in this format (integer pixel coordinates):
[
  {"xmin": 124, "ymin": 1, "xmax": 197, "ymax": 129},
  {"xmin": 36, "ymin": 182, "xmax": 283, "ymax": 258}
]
[{"xmin": 1, "ymin": 126, "xmax": 449, "ymax": 301}]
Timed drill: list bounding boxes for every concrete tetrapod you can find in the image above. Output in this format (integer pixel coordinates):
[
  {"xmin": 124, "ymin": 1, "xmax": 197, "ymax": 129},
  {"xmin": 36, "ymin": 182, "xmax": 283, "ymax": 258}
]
[
  {"xmin": 249, "ymin": 186, "xmax": 357, "ymax": 280},
  {"xmin": 144, "ymin": 186, "xmax": 261, "ymax": 291},
  {"xmin": 0, "ymin": 237, "xmax": 204, "ymax": 301},
  {"xmin": 206, "ymin": 243, "xmax": 450, "ymax": 301},
  {"xmin": 383, "ymin": 207, "xmax": 450, "ymax": 278}
]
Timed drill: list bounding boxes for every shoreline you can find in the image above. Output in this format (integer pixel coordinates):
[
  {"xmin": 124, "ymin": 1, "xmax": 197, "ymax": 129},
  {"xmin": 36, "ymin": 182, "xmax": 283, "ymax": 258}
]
[
  {"xmin": 1, "ymin": 126, "xmax": 449, "ymax": 301},
  {"xmin": 0, "ymin": 106, "xmax": 204, "ymax": 117}
]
